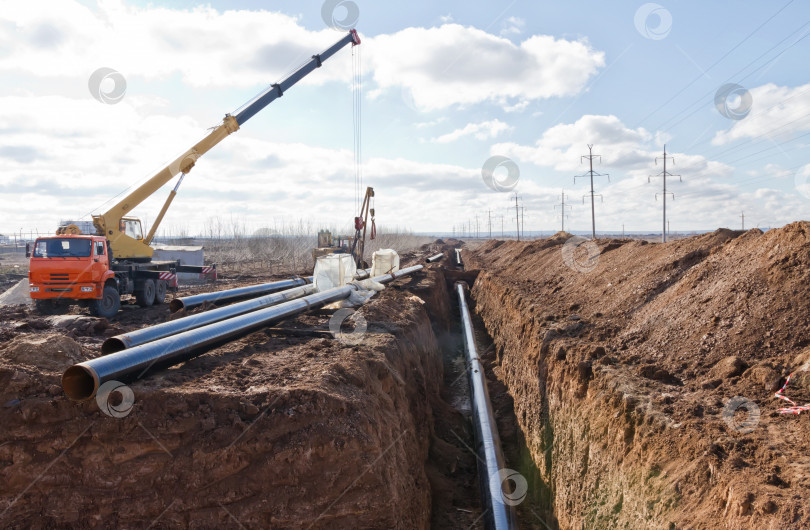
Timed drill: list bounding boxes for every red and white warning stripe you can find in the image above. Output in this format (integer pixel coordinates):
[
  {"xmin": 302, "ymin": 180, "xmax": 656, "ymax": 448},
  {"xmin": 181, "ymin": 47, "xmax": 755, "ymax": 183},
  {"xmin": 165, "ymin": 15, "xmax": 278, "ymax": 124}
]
[
  {"xmin": 201, "ymin": 266, "xmax": 217, "ymax": 280},
  {"xmin": 158, "ymin": 271, "xmax": 178, "ymax": 288},
  {"xmin": 774, "ymin": 373, "xmax": 810, "ymax": 415}
]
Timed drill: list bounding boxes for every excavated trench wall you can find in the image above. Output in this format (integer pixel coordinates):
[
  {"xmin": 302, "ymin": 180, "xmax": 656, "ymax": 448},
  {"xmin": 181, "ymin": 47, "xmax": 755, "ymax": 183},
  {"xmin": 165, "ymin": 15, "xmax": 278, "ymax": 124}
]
[
  {"xmin": 0, "ymin": 271, "xmax": 450, "ymax": 528},
  {"xmin": 466, "ymin": 224, "xmax": 810, "ymax": 529}
]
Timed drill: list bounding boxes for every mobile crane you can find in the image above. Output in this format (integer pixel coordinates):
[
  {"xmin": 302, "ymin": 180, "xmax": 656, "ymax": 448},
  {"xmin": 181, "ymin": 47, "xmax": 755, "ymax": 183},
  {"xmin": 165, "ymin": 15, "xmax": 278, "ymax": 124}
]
[{"xmin": 28, "ymin": 30, "xmax": 362, "ymax": 318}]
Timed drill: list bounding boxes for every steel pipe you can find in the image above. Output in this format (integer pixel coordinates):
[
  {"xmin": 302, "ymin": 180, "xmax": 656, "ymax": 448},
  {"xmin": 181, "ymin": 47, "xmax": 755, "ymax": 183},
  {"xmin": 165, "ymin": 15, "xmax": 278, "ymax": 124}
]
[
  {"xmin": 455, "ymin": 282, "xmax": 518, "ymax": 530},
  {"xmin": 169, "ymin": 276, "xmax": 313, "ymax": 312},
  {"xmin": 425, "ymin": 252, "xmax": 444, "ymax": 263},
  {"xmin": 63, "ymin": 265, "xmax": 423, "ymax": 400},
  {"xmin": 102, "ymin": 283, "xmax": 318, "ymax": 354},
  {"xmin": 455, "ymin": 248, "xmax": 463, "ymax": 266}
]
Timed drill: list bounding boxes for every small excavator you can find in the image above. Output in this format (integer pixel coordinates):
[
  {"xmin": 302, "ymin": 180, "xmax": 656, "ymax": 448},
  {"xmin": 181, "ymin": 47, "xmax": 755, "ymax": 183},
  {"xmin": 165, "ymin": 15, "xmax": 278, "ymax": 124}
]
[
  {"xmin": 28, "ymin": 30, "xmax": 362, "ymax": 318},
  {"xmin": 312, "ymin": 186, "xmax": 375, "ymax": 268}
]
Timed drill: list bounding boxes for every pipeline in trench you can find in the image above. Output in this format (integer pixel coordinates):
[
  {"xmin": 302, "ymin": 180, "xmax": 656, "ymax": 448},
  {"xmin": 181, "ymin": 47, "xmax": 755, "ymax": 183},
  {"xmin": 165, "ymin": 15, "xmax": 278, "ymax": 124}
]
[{"xmin": 426, "ymin": 259, "xmax": 552, "ymax": 529}]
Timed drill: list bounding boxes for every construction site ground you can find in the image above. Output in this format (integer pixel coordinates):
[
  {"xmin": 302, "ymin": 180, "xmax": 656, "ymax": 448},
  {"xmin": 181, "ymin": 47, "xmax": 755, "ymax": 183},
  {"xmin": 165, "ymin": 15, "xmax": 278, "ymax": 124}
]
[
  {"xmin": 2, "ymin": 224, "xmax": 810, "ymax": 529},
  {"xmin": 2, "ymin": 243, "xmax": 546, "ymax": 529}
]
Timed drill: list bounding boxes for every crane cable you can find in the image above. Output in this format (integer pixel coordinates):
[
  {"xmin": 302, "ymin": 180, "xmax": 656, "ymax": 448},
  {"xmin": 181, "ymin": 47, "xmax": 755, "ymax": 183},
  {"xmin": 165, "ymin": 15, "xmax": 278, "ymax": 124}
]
[{"xmin": 352, "ymin": 43, "xmax": 362, "ymax": 217}]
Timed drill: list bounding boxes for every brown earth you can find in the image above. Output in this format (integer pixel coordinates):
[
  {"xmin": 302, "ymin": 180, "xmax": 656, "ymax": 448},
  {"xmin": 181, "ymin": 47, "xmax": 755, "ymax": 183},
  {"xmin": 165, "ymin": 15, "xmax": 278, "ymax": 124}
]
[
  {"xmin": 466, "ymin": 222, "xmax": 810, "ymax": 529},
  {"xmin": 0, "ymin": 254, "xmax": 496, "ymax": 529}
]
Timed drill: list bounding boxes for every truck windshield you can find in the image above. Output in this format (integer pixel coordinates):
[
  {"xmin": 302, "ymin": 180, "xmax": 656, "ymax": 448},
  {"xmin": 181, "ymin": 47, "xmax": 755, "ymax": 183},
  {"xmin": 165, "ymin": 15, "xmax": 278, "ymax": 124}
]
[{"xmin": 33, "ymin": 238, "xmax": 92, "ymax": 258}]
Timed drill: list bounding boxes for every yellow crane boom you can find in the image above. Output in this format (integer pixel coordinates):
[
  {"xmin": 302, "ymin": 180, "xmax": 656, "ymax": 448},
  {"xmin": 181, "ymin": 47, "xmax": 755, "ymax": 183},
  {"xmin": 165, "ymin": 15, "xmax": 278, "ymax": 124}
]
[{"xmin": 92, "ymin": 29, "xmax": 361, "ymax": 260}]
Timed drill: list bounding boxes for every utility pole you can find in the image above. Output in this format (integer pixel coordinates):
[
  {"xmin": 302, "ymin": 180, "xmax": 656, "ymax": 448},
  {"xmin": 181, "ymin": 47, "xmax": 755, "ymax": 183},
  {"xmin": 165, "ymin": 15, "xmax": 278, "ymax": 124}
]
[
  {"xmin": 740, "ymin": 211, "xmax": 745, "ymax": 230},
  {"xmin": 512, "ymin": 192, "xmax": 522, "ymax": 241},
  {"xmin": 488, "ymin": 210, "xmax": 492, "ymax": 239},
  {"xmin": 574, "ymin": 144, "xmax": 609, "ymax": 240},
  {"xmin": 474, "ymin": 214, "xmax": 479, "ymax": 239},
  {"xmin": 622, "ymin": 223, "xmax": 625, "ymax": 238},
  {"xmin": 648, "ymin": 145, "xmax": 681, "ymax": 243},
  {"xmin": 554, "ymin": 189, "xmax": 572, "ymax": 232},
  {"xmin": 498, "ymin": 215, "xmax": 504, "ymax": 238},
  {"xmin": 520, "ymin": 206, "xmax": 525, "ymax": 240}
]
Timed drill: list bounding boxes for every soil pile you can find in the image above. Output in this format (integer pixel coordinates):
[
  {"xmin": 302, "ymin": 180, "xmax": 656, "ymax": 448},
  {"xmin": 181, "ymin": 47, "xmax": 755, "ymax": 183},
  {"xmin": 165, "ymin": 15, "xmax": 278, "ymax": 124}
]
[
  {"xmin": 1, "ymin": 333, "xmax": 85, "ymax": 372},
  {"xmin": 0, "ymin": 270, "xmax": 450, "ymax": 528},
  {"xmin": 467, "ymin": 222, "xmax": 810, "ymax": 529}
]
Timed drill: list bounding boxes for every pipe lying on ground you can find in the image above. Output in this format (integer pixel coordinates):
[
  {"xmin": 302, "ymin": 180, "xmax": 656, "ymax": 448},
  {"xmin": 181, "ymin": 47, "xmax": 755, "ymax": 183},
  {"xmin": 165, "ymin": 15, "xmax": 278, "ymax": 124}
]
[
  {"xmin": 102, "ymin": 283, "xmax": 318, "ymax": 354},
  {"xmin": 63, "ymin": 265, "xmax": 424, "ymax": 401},
  {"xmin": 425, "ymin": 252, "xmax": 444, "ymax": 263},
  {"xmin": 169, "ymin": 276, "xmax": 313, "ymax": 312},
  {"xmin": 455, "ymin": 248, "xmax": 463, "ymax": 266},
  {"xmin": 455, "ymin": 282, "xmax": 518, "ymax": 530}
]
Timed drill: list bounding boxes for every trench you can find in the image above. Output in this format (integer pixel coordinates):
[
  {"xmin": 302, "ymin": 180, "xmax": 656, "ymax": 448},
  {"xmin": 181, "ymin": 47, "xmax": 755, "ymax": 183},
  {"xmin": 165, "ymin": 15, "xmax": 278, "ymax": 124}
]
[
  {"xmin": 419, "ymin": 257, "xmax": 552, "ymax": 529},
  {"xmin": 4, "ymin": 248, "xmax": 553, "ymax": 528}
]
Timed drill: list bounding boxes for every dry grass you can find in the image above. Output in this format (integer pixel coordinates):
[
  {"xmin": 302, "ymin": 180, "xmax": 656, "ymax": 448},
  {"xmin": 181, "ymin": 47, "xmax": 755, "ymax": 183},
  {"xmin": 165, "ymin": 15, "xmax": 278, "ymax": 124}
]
[{"xmin": 159, "ymin": 218, "xmax": 434, "ymax": 277}]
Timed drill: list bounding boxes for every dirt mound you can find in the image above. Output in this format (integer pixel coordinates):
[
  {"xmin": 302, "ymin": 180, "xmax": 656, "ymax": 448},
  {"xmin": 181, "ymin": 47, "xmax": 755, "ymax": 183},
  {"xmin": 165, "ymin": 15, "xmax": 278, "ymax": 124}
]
[
  {"xmin": 467, "ymin": 221, "xmax": 810, "ymax": 529},
  {"xmin": 2, "ymin": 333, "xmax": 84, "ymax": 371},
  {"xmin": 0, "ymin": 279, "xmax": 32, "ymax": 306},
  {"xmin": 0, "ymin": 269, "xmax": 459, "ymax": 528}
]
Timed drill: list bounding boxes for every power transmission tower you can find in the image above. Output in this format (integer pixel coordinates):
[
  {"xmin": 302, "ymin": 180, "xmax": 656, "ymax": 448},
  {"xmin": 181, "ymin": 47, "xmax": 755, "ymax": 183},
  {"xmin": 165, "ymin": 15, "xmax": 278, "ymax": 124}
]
[
  {"xmin": 512, "ymin": 192, "xmax": 522, "ymax": 241},
  {"xmin": 520, "ymin": 206, "xmax": 525, "ymax": 240},
  {"xmin": 498, "ymin": 215, "xmax": 504, "ymax": 238},
  {"xmin": 648, "ymin": 145, "xmax": 681, "ymax": 243},
  {"xmin": 554, "ymin": 189, "xmax": 572, "ymax": 232},
  {"xmin": 574, "ymin": 144, "xmax": 609, "ymax": 240},
  {"xmin": 740, "ymin": 211, "xmax": 745, "ymax": 230},
  {"xmin": 488, "ymin": 210, "xmax": 492, "ymax": 239},
  {"xmin": 475, "ymin": 214, "xmax": 480, "ymax": 239}
]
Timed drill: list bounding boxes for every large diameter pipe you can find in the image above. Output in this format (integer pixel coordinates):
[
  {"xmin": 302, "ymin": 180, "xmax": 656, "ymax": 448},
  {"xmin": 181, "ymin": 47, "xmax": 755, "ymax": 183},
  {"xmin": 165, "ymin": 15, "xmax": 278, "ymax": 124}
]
[
  {"xmin": 102, "ymin": 283, "xmax": 318, "ymax": 354},
  {"xmin": 425, "ymin": 252, "xmax": 444, "ymax": 263},
  {"xmin": 455, "ymin": 282, "xmax": 518, "ymax": 530},
  {"xmin": 63, "ymin": 265, "xmax": 423, "ymax": 401},
  {"xmin": 455, "ymin": 248, "xmax": 463, "ymax": 266},
  {"xmin": 169, "ymin": 276, "xmax": 313, "ymax": 312}
]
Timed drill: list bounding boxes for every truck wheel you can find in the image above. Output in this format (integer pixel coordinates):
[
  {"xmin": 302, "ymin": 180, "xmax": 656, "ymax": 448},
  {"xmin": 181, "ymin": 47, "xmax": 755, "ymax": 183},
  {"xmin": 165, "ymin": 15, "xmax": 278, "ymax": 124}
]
[
  {"xmin": 154, "ymin": 280, "xmax": 167, "ymax": 305},
  {"xmin": 135, "ymin": 279, "xmax": 156, "ymax": 307},
  {"xmin": 90, "ymin": 286, "xmax": 121, "ymax": 319}
]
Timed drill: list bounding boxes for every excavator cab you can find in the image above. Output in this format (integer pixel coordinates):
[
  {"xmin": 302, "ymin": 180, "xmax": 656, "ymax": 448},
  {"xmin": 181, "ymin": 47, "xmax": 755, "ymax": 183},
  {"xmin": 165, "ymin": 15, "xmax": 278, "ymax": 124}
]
[{"xmin": 119, "ymin": 218, "xmax": 144, "ymax": 241}]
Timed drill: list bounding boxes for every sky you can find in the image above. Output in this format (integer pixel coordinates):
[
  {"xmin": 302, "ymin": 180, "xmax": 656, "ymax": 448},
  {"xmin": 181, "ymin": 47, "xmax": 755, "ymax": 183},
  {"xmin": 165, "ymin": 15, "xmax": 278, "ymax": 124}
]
[{"xmin": 1, "ymin": 0, "xmax": 809, "ymax": 238}]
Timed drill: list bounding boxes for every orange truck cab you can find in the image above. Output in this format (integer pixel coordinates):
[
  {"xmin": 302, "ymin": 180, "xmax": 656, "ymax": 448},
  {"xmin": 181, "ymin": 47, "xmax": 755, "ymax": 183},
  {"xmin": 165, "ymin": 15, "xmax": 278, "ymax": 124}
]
[
  {"xmin": 27, "ymin": 234, "xmax": 187, "ymax": 318},
  {"xmin": 29, "ymin": 235, "xmax": 115, "ymax": 301}
]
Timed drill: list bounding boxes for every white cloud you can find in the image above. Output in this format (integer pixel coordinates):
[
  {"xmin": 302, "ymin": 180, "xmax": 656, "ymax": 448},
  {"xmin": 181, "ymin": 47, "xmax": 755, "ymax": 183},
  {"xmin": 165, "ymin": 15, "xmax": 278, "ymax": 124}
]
[
  {"xmin": 493, "ymin": 114, "xmax": 654, "ymax": 172},
  {"xmin": 414, "ymin": 117, "xmax": 447, "ymax": 128},
  {"xmin": 712, "ymin": 82, "xmax": 810, "ymax": 145},
  {"xmin": 432, "ymin": 119, "xmax": 511, "ymax": 143},
  {"xmin": 365, "ymin": 24, "xmax": 605, "ymax": 111},
  {"xmin": 504, "ymin": 100, "xmax": 530, "ymax": 113},
  {"xmin": 500, "ymin": 16, "xmax": 525, "ymax": 36},
  {"xmin": 746, "ymin": 163, "xmax": 795, "ymax": 181},
  {"xmin": 0, "ymin": 0, "xmax": 356, "ymax": 88}
]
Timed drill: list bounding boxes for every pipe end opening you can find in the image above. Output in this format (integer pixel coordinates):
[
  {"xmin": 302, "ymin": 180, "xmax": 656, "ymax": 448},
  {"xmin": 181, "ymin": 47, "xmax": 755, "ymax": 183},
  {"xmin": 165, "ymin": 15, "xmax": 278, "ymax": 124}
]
[
  {"xmin": 101, "ymin": 338, "xmax": 126, "ymax": 355},
  {"xmin": 169, "ymin": 299, "xmax": 184, "ymax": 313},
  {"xmin": 62, "ymin": 365, "xmax": 98, "ymax": 401}
]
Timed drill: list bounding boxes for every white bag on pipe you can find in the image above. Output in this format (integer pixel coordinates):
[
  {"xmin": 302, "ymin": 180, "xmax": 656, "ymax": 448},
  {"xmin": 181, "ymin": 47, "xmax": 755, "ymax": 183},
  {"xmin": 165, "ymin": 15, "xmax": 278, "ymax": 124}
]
[
  {"xmin": 314, "ymin": 254, "xmax": 357, "ymax": 292},
  {"xmin": 371, "ymin": 249, "xmax": 400, "ymax": 276}
]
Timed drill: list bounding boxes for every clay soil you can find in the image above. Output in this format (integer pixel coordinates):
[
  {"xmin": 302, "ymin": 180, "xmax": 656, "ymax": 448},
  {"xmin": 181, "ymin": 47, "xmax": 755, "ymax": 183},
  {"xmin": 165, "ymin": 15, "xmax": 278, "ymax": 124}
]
[
  {"xmin": 0, "ymin": 244, "xmax": 496, "ymax": 529},
  {"xmin": 466, "ymin": 222, "xmax": 810, "ymax": 529}
]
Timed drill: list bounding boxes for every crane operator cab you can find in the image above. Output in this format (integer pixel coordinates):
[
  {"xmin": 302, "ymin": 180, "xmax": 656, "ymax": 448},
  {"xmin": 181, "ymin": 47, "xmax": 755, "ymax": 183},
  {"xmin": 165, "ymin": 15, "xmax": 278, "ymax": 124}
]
[{"xmin": 119, "ymin": 218, "xmax": 144, "ymax": 240}]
